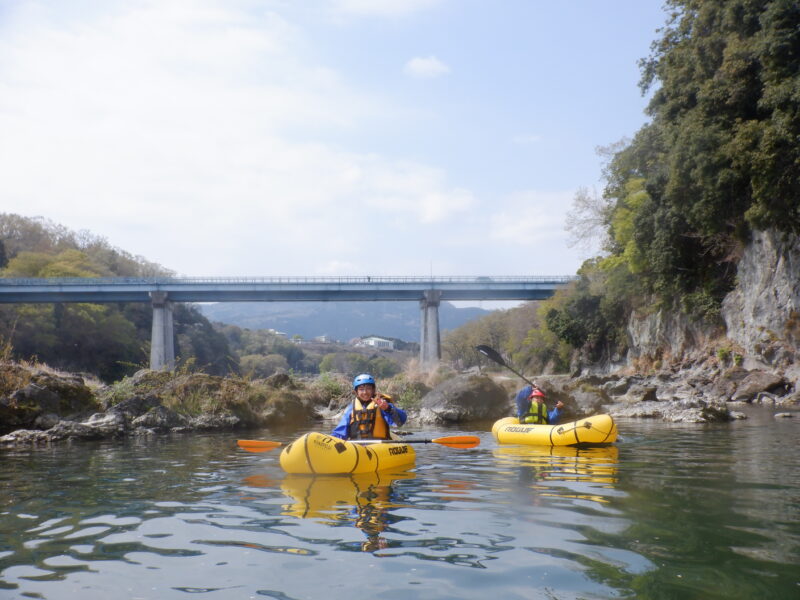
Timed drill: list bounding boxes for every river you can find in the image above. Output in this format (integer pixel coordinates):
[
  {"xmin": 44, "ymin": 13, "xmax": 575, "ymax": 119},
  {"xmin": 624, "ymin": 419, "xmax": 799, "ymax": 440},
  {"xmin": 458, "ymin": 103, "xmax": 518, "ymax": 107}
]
[{"xmin": 1, "ymin": 407, "xmax": 798, "ymax": 599}]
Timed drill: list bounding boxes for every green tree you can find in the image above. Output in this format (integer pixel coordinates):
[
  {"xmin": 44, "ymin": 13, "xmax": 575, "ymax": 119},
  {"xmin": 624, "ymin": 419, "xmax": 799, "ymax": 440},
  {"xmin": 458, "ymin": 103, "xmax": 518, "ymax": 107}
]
[
  {"xmin": 265, "ymin": 337, "xmax": 306, "ymax": 371},
  {"xmin": 622, "ymin": 0, "xmax": 800, "ymax": 303},
  {"xmin": 240, "ymin": 353, "xmax": 290, "ymax": 378},
  {"xmin": 367, "ymin": 355, "xmax": 401, "ymax": 378},
  {"xmin": 0, "ymin": 214, "xmax": 232, "ymax": 381},
  {"xmin": 318, "ymin": 353, "xmax": 338, "ymax": 373},
  {"xmin": 173, "ymin": 304, "xmax": 237, "ymax": 376},
  {"xmin": 4, "ymin": 248, "xmax": 112, "ymax": 278},
  {"xmin": 4, "ymin": 251, "xmax": 58, "ymax": 277},
  {"xmin": 318, "ymin": 352, "xmax": 371, "ymax": 376}
]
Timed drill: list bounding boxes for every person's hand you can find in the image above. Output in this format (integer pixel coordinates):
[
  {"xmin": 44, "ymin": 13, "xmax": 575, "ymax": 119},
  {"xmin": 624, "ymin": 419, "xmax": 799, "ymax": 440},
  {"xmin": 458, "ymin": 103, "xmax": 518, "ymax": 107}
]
[
  {"xmin": 374, "ymin": 395, "xmax": 390, "ymax": 410},
  {"xmin": 555, "ymin": 400, "xmax": 564, "ymax": 409}
]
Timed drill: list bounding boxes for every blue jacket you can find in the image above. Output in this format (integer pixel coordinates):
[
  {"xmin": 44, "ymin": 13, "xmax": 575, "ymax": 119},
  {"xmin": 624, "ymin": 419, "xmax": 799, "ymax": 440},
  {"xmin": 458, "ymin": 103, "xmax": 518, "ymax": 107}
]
[
  {"xmin": 515, "ymin": 385, "xmax": 561, "ymax": 424},
  {"xmin": 332, "ymin": 401, "xmax": 407, "ymax": 440}
]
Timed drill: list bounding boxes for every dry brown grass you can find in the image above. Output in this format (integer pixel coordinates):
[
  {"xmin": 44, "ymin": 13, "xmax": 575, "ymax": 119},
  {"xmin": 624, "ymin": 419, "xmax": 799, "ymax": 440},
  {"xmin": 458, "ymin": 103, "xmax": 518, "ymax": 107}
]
[{"xmin": 0, "ymin": 361, "xmax": 33, "ymax": 397}]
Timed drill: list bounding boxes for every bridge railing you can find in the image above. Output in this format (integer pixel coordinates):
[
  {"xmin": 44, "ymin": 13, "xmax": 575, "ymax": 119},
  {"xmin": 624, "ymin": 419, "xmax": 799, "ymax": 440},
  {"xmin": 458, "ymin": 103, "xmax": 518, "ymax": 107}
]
[{"xmin": 0, "ymin": 275, "xmax": 578, "ymax": 286}]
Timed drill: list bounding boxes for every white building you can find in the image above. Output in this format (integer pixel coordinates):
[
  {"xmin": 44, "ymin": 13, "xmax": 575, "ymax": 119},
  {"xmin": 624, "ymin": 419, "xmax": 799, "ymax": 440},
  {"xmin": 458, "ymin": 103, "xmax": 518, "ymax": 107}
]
[{"xmin": 359, "ymin": 336, "xmax": 394, "ymax": 350}]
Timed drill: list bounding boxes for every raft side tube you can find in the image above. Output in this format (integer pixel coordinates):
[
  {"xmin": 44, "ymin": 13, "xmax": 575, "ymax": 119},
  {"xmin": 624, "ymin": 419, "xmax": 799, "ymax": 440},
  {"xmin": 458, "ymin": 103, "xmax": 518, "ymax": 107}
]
[
  {"xmin": 492, "ymin": 414, "xmax": 618, "ymax": 447},
  {"xmin": 279, "ymin": 432, "xmax": 415, "ymax": 474}
]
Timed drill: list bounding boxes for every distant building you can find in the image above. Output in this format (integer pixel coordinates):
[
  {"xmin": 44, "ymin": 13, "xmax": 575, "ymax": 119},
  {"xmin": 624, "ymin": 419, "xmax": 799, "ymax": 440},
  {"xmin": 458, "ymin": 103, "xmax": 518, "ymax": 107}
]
[
  {"xmin": 314, "ymin": 335, "xmax": 333, "ymax": 343},
  {"xmin": 358, "ymin": 336, "xmax": 394, "ymax": 350}
]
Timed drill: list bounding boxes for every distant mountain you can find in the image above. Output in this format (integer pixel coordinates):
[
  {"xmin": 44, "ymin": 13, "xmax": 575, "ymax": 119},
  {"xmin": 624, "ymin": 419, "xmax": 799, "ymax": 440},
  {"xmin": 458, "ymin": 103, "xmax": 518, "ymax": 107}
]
[{"xmin": 199, "ymin": 301, "xmax": 491, "ymax": 342}]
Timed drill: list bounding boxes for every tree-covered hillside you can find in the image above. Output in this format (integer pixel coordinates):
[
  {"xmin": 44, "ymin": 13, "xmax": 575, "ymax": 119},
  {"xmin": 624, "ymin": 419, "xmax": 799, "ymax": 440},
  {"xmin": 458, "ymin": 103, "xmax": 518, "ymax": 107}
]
[
  {"xmin": 0, "ymin": 214, "xmax": 235, "ymax": 381},
  {"xmin": 609, "ymin": 0, "xmax": 799, "ymax": 301},
  {"xmin": 200, "ymin": 300, "xmax": 490, "ymax": 343},
  {"xmin": 214, "ymin": 322, "xmax": 412, "ymax": 380},
  {"xmin": 446, "ymin": 0, "xmax": 800, "ymax": 373}
]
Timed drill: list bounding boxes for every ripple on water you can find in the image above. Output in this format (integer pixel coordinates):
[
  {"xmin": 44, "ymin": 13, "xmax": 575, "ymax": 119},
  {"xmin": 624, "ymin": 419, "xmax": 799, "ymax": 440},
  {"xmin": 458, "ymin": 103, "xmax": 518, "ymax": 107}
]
[{"xmin": 1, "ymin": 420, "xmax": 799, "ymax": 599}]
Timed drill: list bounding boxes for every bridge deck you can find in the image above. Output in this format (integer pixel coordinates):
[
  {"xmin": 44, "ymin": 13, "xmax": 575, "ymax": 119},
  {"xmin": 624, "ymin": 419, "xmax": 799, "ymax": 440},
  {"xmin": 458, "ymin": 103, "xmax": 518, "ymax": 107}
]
[{"xmin": 0, "ymin": 276, "xmax": 576, "ymax": 303}]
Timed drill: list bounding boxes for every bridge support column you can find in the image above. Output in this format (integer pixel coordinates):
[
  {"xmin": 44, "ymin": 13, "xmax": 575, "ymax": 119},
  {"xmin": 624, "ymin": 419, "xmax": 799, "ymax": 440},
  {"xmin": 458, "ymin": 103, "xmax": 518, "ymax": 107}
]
[
  {"xmin": 150, "ymin": 292, "xmax": 175, "ymax": 371},
  {"xmin": 419, "ymin": 290, "xmax": 442, "ymax": 370}
]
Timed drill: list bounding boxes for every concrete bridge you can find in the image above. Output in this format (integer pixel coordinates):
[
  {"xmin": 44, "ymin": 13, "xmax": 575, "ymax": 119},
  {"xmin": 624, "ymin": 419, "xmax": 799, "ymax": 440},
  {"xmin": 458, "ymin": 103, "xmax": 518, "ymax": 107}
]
[{"xmin": 0, "ymin": 276, "xmax": 576, "ymax": 371}]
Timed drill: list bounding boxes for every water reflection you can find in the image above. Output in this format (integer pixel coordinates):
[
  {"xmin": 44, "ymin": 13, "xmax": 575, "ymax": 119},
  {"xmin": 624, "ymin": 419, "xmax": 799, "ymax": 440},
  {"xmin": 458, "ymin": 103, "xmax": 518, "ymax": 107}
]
[
  {"xmin": 278, "ymin": 470, "xmax": 415, "ymax": 552},
  {"xmin": 493, "ymin": 444, "xmax": 619, "ymax": 505},
  {"xmin": 1, "ymin": 417, "xmax": 798, "ymax": 599}
]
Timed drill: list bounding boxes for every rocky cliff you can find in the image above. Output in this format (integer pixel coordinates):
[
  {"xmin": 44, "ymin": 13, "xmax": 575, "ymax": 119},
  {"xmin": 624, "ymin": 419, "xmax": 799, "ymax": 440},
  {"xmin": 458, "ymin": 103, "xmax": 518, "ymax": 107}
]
[
  {"xmin": 721, "ymin": 229, "xmax": 800, "ymax": 380},
  {"xmin": 618, "ymin": 228, "xmax": 799, "ymax": 407}
]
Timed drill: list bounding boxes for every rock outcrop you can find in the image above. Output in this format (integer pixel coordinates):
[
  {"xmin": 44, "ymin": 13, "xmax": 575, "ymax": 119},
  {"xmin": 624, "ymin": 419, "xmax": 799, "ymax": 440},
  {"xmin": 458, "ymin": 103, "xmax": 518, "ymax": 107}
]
[
  {"xmin": 0, "ymin": 367, "xmax": 99, "ymax": 434},
  {"xmin": 417, "ymin": 374, "xmax": 509, "ymax": 424},
  {"xmin": 721, "ymin": 229, "xmax": 800, "ymax": 373},
  {"xmin": 600, "ymin": 228, "xmax": 800, "ymax": 411},
  {"xmin": 511, "ymin": 354, "xmax": 798, "ymax": 423},
  {"xmin": 0, "ymin": 366, "xmax": 324, "ymax": 447}
]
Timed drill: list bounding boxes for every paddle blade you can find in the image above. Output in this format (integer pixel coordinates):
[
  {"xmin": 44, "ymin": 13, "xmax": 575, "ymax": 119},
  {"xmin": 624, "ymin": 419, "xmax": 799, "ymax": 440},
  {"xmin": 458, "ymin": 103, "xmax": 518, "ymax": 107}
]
[
  {"xmin": 475, "ymin": 345, "xmax": 506, "ymax": 367},
  {"xmin": 432, "ymin": 435, "xmax": 481, "ymax": 449},
  {"xmin": 237, "ymin": 439, "xmax": 282, "ymax": 453}
]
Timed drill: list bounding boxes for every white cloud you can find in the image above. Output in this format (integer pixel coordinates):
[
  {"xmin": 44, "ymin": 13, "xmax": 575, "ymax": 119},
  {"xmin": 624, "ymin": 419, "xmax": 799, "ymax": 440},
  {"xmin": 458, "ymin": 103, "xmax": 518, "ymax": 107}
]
[
  {"xmin": 0, "ymin": 0, "xmax": 478, "ymax": 277},
  {"xmin": 512, "ymin": 133, "xmax": 543, "ymax": 145},
  {"xmin": 403, "ymin": 55, "xmax": 450, "ymax": 79},
  {"xmin": 488, "ymin": 190, "xmax": 575, "ymax": 245},
  {"xmin": 331, "ymin": 0, "xmax": 444, "ymax": 18},
  {"xmin": 359, "ymin": 159, "xmax": 474, "ymax": 223},
  {"xmin": 316, "ymin": 260, "xmax": 361, "ymax": 275},
  {"xmin": 483, "ymin": 189, "xmax": 587, "ymax": 275},
  {"xmin": 0, "ymin": 1, "xmax": 593, "ymax": 281}
]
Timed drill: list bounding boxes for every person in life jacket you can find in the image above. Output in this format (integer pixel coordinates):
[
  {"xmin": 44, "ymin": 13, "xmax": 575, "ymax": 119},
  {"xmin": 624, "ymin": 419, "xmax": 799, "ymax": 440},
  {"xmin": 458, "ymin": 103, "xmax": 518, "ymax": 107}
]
[
  {"xmin": 331, "ymin": 373, "xmax": 408, "ymax": 440},
  {"xmin": 515, "ymin": 385, "xmax": 564, "ymax": 424}
]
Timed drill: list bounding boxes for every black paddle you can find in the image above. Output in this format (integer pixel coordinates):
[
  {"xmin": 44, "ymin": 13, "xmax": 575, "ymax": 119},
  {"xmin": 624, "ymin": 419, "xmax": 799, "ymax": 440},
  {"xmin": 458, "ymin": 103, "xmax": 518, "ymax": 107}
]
[
  {"xmin": 475, "ymin": 344, "xmax": 538, "ymax": 389},
  {"xmin": 476, "ymin": 344, "xmax": 568, "ymax": 412}
]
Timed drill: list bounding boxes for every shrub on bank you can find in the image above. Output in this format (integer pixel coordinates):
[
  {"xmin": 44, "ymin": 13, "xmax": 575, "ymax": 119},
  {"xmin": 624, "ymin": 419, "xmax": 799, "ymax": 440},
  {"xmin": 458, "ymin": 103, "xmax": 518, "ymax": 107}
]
[
  {"xmin": 99, "ymin": 370, "xmax": 333, "ymax": 427},
  {"xmin": 383, "ymin": 374, "xmax": 430, "ymax": 411}
]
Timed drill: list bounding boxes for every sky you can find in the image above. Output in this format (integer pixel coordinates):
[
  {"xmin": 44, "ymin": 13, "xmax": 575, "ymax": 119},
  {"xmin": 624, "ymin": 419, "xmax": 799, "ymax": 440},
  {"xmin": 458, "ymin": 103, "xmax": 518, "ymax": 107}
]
[{"xmin": 1, "ymin": 0, "xmax": 668, "ymax": 287}]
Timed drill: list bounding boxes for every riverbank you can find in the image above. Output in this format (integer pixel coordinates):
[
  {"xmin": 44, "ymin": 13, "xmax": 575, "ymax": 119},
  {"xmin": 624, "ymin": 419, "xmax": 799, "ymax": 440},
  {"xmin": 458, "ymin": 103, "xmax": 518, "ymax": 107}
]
[
  {"xmin": 527, "ymin": 351, "xmax": 799, "ymax": 423},
  {"xmin": 0, "ymin": 363, "xmax": 335, "ymax": 446},
  {"xmin": 0, "ymin": 362, "xmax": 452, "ymax": 446},
  {"xmin": 1, "ymin": 355, "xmax": 797, "ymax": 447}
]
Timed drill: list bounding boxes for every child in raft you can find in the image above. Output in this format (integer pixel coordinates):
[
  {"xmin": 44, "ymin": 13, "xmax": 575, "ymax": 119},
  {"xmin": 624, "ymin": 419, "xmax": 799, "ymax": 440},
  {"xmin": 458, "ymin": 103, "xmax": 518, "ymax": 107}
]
[
  {"xmin": 516, "ymin": 385, "xmax": 564, "ymax": 424},
  {"xmin": 332, "ymin": 373, "xmax": 407, "ymax": 440}
]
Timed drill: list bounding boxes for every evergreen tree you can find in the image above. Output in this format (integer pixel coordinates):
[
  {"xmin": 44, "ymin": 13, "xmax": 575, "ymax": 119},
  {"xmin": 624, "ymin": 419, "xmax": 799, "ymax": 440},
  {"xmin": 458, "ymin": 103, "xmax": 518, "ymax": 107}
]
[{"xmin": 619, "ymin": 0, "xmax": 800, "ymax": 303}]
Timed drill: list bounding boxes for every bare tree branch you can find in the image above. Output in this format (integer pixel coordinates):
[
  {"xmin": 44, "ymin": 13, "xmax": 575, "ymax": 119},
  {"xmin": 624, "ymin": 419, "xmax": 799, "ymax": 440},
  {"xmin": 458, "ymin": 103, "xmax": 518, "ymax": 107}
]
[{"xmin": 564, "ymin": 186, "xmax": 610, "ymax": 254}]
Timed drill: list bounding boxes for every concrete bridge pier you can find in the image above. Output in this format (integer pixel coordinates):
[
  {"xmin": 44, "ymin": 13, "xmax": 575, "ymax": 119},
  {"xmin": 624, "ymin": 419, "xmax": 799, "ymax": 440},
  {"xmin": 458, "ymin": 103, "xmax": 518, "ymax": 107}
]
[
  {"xmin": 150, "ymin": 292, "xmax": 175, "ymax": 371},
  {"xmin": 419, "ymin": 290, "xmax": 442, "ymax": 370}
]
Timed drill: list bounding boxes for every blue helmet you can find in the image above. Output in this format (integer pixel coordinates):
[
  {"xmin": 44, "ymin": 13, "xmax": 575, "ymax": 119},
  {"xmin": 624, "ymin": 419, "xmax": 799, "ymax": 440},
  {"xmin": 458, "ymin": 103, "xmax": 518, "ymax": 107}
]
[{"xmin": 353, "ymin": 373, "xmax": 376, "ymax": 389}]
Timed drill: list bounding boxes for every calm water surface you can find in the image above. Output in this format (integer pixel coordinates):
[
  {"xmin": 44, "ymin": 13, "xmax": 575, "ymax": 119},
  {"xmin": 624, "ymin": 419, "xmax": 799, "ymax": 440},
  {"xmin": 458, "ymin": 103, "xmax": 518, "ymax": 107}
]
[{"xmin": 1, "ymin": 408, "xmax": 798, "ymax": 599}]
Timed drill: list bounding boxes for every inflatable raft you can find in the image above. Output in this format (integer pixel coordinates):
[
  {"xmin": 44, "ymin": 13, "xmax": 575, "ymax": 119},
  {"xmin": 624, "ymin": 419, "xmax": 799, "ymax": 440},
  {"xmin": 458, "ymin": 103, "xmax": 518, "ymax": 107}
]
[
  {"xmin": 492, "ymin": 414, "xmax": 618, "ymax": 447},
  {"xmin": 279, "ymin": 432, "xmax": 416, "ymax": 475}
]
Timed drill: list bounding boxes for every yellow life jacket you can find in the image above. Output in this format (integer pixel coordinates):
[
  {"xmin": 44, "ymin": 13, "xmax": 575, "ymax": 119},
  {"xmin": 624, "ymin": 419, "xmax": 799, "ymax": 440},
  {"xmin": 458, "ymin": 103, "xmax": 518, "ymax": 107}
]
[
  {"xmin": 521, "ymin": 401, "xmax": 548, "ymax": 424},
  {"xmin": 348, "ymin": 398, "xmax": 390, "ymax": 439}
]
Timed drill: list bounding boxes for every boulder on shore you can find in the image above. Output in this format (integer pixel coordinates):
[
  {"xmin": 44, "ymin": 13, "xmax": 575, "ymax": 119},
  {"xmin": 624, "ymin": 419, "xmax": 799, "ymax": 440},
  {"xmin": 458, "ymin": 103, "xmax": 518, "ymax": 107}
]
[
  {"xmin": 0, "ymin": 367, "xmax": 100, "ymax": 435},
  {"xmin": 418, "ymin": 374, "xmax": 509, "ymax": 424},
  {"xmin": 606, "ymin": 400, "xmax": 735, "ymax": 422}
]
